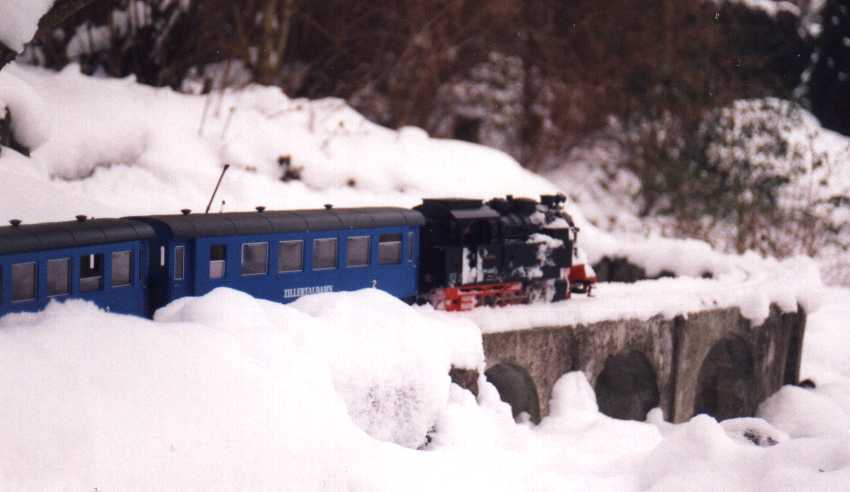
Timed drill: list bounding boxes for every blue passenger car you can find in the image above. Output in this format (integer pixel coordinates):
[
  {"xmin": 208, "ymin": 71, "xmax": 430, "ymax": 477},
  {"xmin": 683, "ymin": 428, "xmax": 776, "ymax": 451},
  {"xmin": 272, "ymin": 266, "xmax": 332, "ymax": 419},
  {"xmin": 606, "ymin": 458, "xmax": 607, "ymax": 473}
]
[
  {"xmin": 0, "ymin": 217, "xmax": 155, "ymax": 317},
  {"xmin": 134, "ymin": 207, "xmax": 425, "ymax": 312}
]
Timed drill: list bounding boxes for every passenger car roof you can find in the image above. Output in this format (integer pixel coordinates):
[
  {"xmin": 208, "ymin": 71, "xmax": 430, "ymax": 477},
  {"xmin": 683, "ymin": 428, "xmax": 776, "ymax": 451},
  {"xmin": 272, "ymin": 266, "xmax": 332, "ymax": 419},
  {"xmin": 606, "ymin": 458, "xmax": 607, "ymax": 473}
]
[
  {"xmin": 133, "ymin": 207, "xmax": 425, "ymax": 239},
  {"xmin": 0, "ymin": 218, "xmax": 156, "ymax": 255}
]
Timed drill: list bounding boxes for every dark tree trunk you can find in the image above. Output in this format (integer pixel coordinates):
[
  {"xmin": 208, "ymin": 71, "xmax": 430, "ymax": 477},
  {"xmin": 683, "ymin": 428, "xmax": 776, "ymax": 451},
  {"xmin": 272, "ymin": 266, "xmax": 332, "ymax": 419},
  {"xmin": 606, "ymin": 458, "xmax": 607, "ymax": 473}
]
[
  {"xmin": 0, "ymin": 43, "xmax": 15, "ymax": 70},
  {"xmin": 807, "ymin": 0, "xmax": 850, "ymax": 136}
]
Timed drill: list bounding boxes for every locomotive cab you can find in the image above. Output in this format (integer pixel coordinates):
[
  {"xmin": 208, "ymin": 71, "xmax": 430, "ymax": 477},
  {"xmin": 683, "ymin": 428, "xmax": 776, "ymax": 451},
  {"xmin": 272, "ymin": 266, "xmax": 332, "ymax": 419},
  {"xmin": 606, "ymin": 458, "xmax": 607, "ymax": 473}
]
[{"xmin": 415, "ymin": 198, "xmax": 501, "ymax": 293}]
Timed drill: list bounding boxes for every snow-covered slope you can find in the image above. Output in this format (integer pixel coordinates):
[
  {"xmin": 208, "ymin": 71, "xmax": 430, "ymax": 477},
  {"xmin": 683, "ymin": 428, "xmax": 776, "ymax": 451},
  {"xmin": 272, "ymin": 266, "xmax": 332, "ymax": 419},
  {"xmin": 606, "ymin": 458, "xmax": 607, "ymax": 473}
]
[
  {"xmin": 0, "ymin": 62, "xmax": 556, "ymax": 221},
  {"xmin": 2, "ymin": 63, "xmax": 850, "ymax": 491}
]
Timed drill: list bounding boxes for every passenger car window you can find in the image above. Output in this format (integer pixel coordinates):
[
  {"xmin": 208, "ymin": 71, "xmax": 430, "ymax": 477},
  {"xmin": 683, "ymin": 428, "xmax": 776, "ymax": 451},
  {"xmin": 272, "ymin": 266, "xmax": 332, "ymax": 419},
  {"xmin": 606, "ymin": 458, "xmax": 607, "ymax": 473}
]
[
  {"xmin": 278, "ymin": 240, "xmax": 303, "ymax": 272},
  {"xmin": 313, "ymin": 238, "xmax": 337, "ymax": 270},
  {"xmin": 11, "ymin": 262, "xmax": 36, "ymax": 302},
  {"xmin": 47, "ymin": 258, "xmax": 70, "ymax": 296},
  {"xmin": 347, "ymin": 236, "xmax": 370, "ymax": 267},
  {"xmin": 174, "ymin": 246, "xmax": 185, "ymax": 280},
  {"xmin": 112, "ymin": 251, "xmax": 132, "ymax": 287},
  {"xmin": 80, "ymin": 254, "xmax": 103, "ymax": 292},
  {"xmin": 379, "ymin": 233, "xmax": 402, "ymax": 265},
  {"xmin": 241, "ymin": 242, "xmax": 269, "ymax": 276},
  {"xmin": 209, "ymin": 244, "xmax": 226, "ymax": 279}
]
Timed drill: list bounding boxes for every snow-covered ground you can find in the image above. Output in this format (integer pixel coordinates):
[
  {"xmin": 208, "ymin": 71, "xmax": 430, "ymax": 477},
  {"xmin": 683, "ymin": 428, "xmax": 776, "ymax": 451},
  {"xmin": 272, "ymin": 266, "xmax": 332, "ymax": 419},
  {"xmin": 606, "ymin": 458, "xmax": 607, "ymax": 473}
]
[
  {"xmin": 1, "ymin": 63, "xmax": 850, "ymax": 490},
  {"xmin": 2, "ymin": 286, "xmax": 849, "ymax": 491}
]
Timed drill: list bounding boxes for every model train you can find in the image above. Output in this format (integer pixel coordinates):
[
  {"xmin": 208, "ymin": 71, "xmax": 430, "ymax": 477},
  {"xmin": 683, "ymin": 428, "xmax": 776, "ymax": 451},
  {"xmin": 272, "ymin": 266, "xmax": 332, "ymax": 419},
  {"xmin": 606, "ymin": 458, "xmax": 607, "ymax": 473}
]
[{"xmin": 0, "ymin": 194, "xmax": 596, "ymax": 318}]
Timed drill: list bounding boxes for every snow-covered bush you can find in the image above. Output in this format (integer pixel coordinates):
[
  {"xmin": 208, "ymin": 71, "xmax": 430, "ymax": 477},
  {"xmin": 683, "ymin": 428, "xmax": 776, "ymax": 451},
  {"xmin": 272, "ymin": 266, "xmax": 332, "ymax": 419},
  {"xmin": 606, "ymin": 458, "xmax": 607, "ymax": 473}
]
[
  {"xmin": 422, "ymin": 52, "xmax": 568, "ymax": 168},
  {"xmin": 428, "ymin": 53, "xmax": 527, "ymax": 154},
  {"xmin": 626, "ymin": 98, "xmax": 850, "ymax": 258},
  {"xmin": 697, "ymin": 98, "xmax": 850, "ymax": 256}
]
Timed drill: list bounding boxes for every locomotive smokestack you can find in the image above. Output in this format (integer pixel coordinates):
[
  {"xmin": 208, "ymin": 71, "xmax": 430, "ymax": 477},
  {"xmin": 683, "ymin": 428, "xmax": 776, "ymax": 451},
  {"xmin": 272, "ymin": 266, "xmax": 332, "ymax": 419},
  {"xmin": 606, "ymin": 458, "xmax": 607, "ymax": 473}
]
[
  {"xmin": 256, "ymin": 206, "xmax": 266, "ymax": 213},
  {"xmin": 9, "ymin": 219, "xmax": 21, "ymax": 227},
  {"xmin": 324, "ymin": 204, "xmax": 333, "ymax": 210},
  {"xmin": 181, "ymin": 209, "xmax": 191, "ymax": 215},
  {"xmin": 75, "ymin": 215, "xmax": 87, "ymax": 222}
]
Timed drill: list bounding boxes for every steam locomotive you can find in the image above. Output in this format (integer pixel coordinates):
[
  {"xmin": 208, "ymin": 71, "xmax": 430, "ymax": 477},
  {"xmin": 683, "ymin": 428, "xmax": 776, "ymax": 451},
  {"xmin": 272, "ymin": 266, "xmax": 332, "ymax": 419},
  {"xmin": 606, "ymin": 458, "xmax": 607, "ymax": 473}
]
[
  {"xmin": 0, "ymin": 195, "xmax": 596, "ymax": 318},
  {"xmin": 417, "ymin": 194, "xmax": 595, "ymax": 310}
]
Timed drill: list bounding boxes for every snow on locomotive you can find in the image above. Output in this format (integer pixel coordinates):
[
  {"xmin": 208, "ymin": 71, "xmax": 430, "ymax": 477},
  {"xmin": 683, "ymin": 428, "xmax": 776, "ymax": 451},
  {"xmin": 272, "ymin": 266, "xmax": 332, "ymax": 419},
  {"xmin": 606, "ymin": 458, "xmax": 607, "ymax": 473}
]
[{"xmin": 416, "ymin": 194, "xmax": 596, "ymax": 311}]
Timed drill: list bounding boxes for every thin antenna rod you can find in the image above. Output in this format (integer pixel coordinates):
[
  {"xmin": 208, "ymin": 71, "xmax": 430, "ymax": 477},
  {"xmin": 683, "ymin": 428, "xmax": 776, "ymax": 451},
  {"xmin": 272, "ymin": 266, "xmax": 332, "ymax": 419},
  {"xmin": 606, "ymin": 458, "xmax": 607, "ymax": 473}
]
[{"xmin": 205, "ymin": 164, "xmax": 230, "ymax": 214}]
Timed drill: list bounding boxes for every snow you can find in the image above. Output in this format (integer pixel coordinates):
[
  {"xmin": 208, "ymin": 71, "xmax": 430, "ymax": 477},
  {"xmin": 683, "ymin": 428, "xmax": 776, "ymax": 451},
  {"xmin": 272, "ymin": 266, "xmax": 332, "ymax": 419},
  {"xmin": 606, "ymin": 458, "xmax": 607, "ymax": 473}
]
[
  {"xmin": 637, "ymin": 413, "xmax": 850, "ymax": 491},
  {"xmin": 2, "ymin": 61, "xmax": 850, "ymax": 490},
  {"xmin": 799, "ymin": 288, "xmax": 850, "ymax": 385},
  {"xmin": 545, "ymin": 144, "xmax": 743, "ymax": 280},
  {"xmin": 0, "ymin": 289, "xmax": 486, "ymax": 490},
  {"xmin": 584, "ymin": 232, "xmax": 735, "ymax": 278},
  {"xmin": 0, "ymin": 0, "xmax": 53, "ymax": 53},
  {"xmin": 528, "ymin": 232, "xmax": 564, "ymax": 250},
  {"xmin": 456, "ymin": 255, "xmax": 820, "ymax": 333},
  {"xmin": 718, "ymin": 0, "xmax": 801, "ymax": 17},
  {"xmin": 4, "ymin": 287, "xmax": 850, "ymax": 490},
  {"xmin": 759, "ymin": 385, "xmax": 850, "ymax": 440},
  {"xmin": 0, "ymin": 62, "xmax": 557, "ymax": 223}
]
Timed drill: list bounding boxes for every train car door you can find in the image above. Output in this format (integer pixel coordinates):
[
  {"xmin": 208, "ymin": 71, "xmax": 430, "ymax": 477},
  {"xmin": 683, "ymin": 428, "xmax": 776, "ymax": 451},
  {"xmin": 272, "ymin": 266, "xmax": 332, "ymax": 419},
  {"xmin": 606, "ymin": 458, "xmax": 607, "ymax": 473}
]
[
  {"xmin": 146, "ymin": 240, "xmax": 168, "ymax": 315},
  {"xmin": 137, "ymin": 240, "xmax": 150, "ymax": 314},
  {"xmin": 167, "ymin": 241, "xmax": 192, "ymax": 303}
]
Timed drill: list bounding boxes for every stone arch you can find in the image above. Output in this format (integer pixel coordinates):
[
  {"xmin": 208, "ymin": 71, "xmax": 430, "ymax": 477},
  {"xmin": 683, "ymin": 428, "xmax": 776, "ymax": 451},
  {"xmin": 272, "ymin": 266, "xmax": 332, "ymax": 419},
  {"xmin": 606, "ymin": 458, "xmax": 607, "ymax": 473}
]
[
  {"xmin": 595, "ymin": 350, "xmax": 660, "ymax": 421},
  {"xmin": 694, "ymin": 337, "xmax": 756, "ymax": 420},
  {"xmin": 485, "ymin": 363, "xmax": 541, "ymax": 424}
]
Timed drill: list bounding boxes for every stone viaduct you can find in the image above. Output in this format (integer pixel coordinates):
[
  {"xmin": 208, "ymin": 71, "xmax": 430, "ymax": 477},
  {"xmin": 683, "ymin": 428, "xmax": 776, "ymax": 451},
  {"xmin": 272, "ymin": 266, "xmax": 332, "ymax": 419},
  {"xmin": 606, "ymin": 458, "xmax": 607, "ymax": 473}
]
[{"xmin": 452, "ymin": 303, "xmax": 806, "ymax": 423}]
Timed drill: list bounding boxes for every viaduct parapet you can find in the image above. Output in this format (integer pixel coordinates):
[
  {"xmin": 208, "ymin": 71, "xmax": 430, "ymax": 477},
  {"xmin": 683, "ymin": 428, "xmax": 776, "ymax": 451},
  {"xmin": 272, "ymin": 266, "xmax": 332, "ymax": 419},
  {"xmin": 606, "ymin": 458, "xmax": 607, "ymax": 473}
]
[{"xmin": 453, "ymin": 304, "xmax": 805, "ymax": 423}]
